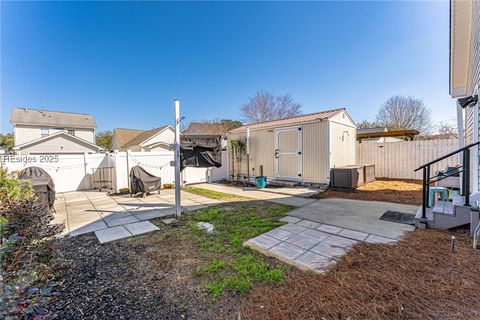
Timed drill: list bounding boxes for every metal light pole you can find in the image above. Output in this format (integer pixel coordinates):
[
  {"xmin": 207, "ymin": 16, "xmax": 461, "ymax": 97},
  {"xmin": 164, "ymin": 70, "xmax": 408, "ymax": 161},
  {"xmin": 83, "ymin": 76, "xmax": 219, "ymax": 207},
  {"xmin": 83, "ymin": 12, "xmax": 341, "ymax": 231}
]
[{"xmin": 174, "ymin": 99, "xmax": 182, "ymax": 217}]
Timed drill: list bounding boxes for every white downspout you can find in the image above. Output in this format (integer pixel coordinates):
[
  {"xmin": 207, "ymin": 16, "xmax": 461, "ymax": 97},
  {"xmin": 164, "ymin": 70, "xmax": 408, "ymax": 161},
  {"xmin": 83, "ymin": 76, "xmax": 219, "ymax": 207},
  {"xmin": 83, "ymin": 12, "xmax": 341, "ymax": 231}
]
[
  {"xmin": 457, "ymin": 102, "xmax": 465, "ymax": 194},
  {"xmin": 473, "ymin": 99, "xmax": 479, "ymax": 194}
]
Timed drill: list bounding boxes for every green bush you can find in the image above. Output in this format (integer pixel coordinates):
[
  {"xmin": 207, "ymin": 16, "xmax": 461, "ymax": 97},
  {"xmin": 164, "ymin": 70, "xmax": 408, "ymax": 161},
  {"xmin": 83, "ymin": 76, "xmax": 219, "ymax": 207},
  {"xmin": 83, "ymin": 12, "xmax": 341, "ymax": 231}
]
[{"xmin": 0, "ymin": 168, "xmax": 64, "ymax": 319}]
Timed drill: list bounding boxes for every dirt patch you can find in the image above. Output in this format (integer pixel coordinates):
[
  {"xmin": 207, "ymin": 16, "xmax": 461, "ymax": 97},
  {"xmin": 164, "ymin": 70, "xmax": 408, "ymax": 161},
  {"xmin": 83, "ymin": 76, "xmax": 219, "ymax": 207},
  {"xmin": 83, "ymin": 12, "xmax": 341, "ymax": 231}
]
[
  {"xmin": 47, "ymin": 222, "xmax": 239, "ymax": 319},
  {"xmin": 319, "ymin": 179, "xmax": 423, "ymax": 205},
  {"xmin": 239, "ymin": 229, "xmax": 480, "ymax": 320}
]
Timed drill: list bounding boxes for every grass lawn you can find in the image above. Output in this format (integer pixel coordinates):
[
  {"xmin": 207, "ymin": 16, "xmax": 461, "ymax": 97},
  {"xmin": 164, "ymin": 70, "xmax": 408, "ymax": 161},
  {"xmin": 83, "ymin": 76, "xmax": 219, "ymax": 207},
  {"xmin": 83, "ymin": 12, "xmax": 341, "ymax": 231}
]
[
  {"xmin": 182, "ymin": 201, "xmax": 293, "ymax": 298},
  {"xmin": 319, "ymin": 178, "xmax": 423, "ymax": 205},
  {"xmin": 182, "ymin": 186, "xmax": 251, "ymax": 201}
]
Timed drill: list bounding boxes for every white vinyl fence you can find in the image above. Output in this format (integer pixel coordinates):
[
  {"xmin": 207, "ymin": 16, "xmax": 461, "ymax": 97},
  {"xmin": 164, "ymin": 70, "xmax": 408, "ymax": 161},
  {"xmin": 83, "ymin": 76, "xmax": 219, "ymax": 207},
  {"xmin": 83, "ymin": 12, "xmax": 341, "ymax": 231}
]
[
  {"xmin": 1, "ymin": 151, "xmax": 229, "ymax": 193},
  {"xmin": 357, "ymin": 139, "xmax": 461, "ymax": 180}
]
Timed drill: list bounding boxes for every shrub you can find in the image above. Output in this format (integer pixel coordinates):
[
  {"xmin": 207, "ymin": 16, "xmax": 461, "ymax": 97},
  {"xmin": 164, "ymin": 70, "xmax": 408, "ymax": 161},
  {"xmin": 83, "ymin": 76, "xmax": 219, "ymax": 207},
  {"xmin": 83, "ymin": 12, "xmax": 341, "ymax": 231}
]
[{"xmin": 0, "ymin": 168, "xmax": 64, "ymax": 319}]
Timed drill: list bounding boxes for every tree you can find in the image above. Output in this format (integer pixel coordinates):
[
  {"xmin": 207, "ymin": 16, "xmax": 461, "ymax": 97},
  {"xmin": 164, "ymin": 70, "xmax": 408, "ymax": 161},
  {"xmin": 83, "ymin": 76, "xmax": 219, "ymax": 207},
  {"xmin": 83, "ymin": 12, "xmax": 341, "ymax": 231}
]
[
  {"xmin": 96, "ymin": 130, "xmax": 113, "ymax": 150},
  {"xmin": 436, "ymin": 120, "xmax": 457, "ymax": 137},
  {"xmin": 0, "ymin": 133, "xmax": 14, "ymax": 150},
  {"xmin": 239, "ymin": 91, "xmax": 302, "ymax": 124},
  {"xmin": 356, "ymin": 120, "xmax": 380, "ymax": 129},
  {"xmin": 375, "ymin": 95, "xmax": 433, "ymax": 133}
]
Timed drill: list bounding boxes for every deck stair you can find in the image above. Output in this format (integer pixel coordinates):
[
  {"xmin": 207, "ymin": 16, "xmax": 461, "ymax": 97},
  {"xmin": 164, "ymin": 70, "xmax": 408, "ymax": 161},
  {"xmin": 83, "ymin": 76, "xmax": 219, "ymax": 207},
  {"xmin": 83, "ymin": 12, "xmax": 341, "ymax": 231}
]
[
  {"xmin": 415, "ymin": 195, "xmax": 471, "ymax": 229},
  {"xmin": 414, "ymin": 141, "xmax": 480, "ymax": 236}
]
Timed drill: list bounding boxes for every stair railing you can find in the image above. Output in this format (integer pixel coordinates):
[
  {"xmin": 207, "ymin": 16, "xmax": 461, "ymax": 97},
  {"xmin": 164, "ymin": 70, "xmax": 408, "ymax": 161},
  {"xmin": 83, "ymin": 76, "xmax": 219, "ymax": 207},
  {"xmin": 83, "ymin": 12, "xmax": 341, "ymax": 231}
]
[{"xmin": 414, "ymin": 141, "xmax": 480, "ymax": 220}]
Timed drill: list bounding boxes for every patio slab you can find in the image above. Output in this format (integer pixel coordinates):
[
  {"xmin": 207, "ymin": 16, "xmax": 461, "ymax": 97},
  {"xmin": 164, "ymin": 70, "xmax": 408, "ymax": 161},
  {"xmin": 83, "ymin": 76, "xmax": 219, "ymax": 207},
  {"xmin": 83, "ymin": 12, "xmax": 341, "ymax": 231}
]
[
  {"xmin": 95, "ymin": 226, "xmax": 132, "ymax": 244},
  {"xmin": 124, "ymin": 221, "xmax": 159, "ymax": 236},
  {"xmin": 55, "ymin": 189, "xmax": 213, "ymax": 244},
  {"xmin": 286, "ymin": 198, "xmax": 415, "ymax": 239}
]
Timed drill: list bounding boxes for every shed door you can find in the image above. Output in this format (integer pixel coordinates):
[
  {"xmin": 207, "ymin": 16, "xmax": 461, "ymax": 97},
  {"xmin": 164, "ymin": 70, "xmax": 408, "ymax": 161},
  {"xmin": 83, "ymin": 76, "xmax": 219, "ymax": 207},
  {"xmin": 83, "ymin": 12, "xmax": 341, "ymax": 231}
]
[{"xmin": 274, "ymin": 126, "xmax": 302, "ymax": 180}]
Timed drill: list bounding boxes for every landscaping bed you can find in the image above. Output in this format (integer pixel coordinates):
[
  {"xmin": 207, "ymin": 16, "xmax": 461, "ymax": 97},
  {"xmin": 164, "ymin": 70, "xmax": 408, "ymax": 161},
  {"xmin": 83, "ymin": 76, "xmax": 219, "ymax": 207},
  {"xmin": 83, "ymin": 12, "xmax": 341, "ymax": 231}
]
[
  {"xmin": 239, "ymin": 229, "xmax": 480, "ymax": 320},
  {"xmin": 47, "ymin": 200, "xmax": 293, "ymax": 319},
  {"xmin": 319, "ymin": 178, "xmax": 423, "ymax": 205}
]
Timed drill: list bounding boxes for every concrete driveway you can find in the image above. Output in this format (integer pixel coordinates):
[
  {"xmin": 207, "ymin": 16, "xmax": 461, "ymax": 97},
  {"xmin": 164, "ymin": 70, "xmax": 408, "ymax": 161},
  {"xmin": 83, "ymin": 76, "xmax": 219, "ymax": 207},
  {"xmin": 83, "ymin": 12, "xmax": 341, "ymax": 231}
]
[{"xmin": 286, "ymin": 198, "xmax": 416, "ymax": 239}]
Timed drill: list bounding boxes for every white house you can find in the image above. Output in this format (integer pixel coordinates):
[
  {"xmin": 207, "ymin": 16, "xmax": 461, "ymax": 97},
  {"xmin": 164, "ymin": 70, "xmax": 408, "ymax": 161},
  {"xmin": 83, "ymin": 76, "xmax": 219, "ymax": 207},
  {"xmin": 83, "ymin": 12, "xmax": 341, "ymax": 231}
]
[
  {"xmin": 112, "ymin": 125, "xmax": 175, "ymax": 152},
  {"xmin": 10, "ymin": 108, "xmax": 101, "ymax": 154},
  {"xmin": 450, "ymin": 0, "xmax": 479, "ymax": 191}
]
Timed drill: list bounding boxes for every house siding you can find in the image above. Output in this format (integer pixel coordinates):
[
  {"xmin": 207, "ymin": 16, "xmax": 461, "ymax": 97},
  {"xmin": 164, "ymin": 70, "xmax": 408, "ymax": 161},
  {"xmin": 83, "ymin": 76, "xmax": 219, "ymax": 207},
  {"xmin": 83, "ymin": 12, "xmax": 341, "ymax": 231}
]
[
  {"xmin": 460, "ymin": 0, "xmax": 480, "ymax": 190},
  {"xmin": 14, "ymin": 125, "xmax": 95, "ymax": 146},
  {"xmin": 18, "ymin": 134, "xmax": 100, "ymax": 154},
  {"xmin": 302, "ymin": 121, "xmax": 329, "ymax": 183}
]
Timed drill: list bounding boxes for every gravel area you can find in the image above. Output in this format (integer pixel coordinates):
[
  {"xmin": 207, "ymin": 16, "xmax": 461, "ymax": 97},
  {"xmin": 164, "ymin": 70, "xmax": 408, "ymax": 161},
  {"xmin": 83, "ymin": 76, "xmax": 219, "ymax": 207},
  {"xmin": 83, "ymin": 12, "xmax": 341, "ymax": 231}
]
[{"xmin": 47, "ymin": 221, "xmax": 239, "ymax": 319}]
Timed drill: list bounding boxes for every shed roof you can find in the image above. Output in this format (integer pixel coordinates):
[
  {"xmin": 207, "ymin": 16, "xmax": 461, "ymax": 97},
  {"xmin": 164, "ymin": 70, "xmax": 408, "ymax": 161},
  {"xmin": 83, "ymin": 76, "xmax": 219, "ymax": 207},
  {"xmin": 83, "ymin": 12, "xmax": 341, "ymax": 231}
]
[
  {"xmin": 229, "ymin": 108, "xmax": 345, "ymax": 133},
  {"xmin": 10, "ymin": 108, "xmax": 96, "ymax": 128}
]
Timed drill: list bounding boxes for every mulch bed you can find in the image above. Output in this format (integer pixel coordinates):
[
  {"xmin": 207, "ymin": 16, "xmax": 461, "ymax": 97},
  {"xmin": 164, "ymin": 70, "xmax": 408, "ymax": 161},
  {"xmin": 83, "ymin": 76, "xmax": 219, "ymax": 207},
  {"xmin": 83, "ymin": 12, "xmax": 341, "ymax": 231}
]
[
  {"xmin": 239, "ymin": 229, "xmax": 480, "ymax": 320},
  {"xmin": 47, "ymin": 222, "xmax": 239, "ymax": 319},
  {"xmin": 319, "ymin": 179, "xmax": 423, "ymax": 205}
]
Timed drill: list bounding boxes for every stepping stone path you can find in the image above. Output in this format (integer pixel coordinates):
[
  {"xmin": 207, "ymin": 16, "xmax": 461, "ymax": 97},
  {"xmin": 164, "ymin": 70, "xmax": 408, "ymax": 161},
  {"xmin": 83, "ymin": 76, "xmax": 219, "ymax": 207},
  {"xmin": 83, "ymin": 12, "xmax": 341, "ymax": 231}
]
[{"xmin": 245, "ymin": 216, "xmax": 398, "ymax": 273}]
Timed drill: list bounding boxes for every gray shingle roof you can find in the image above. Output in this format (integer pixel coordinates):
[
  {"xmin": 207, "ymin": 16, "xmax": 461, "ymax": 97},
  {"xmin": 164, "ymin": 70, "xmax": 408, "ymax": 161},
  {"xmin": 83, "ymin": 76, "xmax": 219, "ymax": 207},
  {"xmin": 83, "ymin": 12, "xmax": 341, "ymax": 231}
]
[{"xmin": 10, "ymin": 108, "xmax": 96, "ymax": 129}]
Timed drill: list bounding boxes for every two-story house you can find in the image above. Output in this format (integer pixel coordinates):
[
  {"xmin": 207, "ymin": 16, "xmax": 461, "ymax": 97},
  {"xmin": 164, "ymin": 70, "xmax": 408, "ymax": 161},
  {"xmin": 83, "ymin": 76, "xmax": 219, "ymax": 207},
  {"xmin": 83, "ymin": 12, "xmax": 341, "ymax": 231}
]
[{"xmin": 10, "ymin": 108, "xmax": 102, "ymax": 154}]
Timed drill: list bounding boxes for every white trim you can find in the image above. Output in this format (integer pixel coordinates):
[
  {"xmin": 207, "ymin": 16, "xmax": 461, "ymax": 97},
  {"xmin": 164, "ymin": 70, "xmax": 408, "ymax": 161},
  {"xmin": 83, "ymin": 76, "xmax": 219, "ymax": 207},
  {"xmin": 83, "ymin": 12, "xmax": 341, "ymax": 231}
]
[{"xmin": 139, "ymin": 125, "xmax": 175, "ymax": 147}]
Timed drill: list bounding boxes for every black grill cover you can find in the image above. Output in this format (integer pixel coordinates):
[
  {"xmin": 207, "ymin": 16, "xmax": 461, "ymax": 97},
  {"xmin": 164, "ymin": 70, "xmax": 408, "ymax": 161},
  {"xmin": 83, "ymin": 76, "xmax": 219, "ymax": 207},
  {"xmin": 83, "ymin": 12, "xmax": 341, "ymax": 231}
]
[
  {"xmin": 180, "ymin": 135, "xmax": 222, "ymax": 171},
  {"xmin": 18, "ymin": 166, "xmax": 55, "ymax": 208},
  {"xmin": 129, "ymin": 166, "xmax": 162, "ymax": 195}
]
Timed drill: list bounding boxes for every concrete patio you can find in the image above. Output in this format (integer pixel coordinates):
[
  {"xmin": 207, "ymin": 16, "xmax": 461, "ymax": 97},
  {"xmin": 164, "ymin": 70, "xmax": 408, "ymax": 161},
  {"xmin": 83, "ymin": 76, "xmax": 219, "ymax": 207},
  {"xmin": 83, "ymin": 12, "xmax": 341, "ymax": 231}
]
[
  {"xmin": 53, "ymin": 189, "xmax": 221, "ymax": 243},
  {"xmin": 286, "ymin": 197, "xmax": 416, "ymax": 239}
]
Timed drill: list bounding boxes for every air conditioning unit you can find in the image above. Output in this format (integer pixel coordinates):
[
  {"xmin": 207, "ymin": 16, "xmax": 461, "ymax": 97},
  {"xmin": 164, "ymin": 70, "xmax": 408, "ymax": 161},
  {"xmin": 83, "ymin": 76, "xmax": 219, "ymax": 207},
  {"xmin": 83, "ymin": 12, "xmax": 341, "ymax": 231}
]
[{"xmin": 330, "ymin": 164, "xmax": 375, "ymax": 191}]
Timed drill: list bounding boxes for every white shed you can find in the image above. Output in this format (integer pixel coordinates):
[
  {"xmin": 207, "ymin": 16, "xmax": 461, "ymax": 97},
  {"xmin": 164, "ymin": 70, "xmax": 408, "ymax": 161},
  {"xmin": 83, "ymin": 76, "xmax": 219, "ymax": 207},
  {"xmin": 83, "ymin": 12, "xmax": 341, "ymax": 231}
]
[{"xmin": 227, "ymin": 108, "xmax": 356, "ymax": 184}]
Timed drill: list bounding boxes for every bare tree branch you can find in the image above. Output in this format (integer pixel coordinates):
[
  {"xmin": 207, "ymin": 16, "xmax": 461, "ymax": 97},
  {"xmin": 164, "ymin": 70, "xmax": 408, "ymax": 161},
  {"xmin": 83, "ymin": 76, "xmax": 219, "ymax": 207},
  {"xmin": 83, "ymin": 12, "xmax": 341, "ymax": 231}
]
[
  {"xmin": 239, "ymin": 91, "xmax": 302, "ymax": 123},
  {"xmin": 375, "ymin": 95, "xmax": 433, "ymax": 133}
]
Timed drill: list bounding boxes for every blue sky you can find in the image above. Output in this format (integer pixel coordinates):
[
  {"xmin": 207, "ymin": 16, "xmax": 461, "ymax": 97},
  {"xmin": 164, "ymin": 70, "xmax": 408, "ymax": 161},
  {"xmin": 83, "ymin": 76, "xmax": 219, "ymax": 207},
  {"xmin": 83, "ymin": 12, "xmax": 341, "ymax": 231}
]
[{"xmin": 1, "ymin": 1, "xmax": 453, "ymax": 133}]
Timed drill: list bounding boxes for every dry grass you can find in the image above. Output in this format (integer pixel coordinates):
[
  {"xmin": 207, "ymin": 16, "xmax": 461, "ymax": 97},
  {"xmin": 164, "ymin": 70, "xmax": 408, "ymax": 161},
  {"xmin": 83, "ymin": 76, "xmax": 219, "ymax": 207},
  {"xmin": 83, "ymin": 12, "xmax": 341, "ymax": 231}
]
[
  {"xmin": 239, "ymin": 229, "xmax": 480, "ymax": 320},
  {"xmin": 320, "ymin": 179, "xmax": 423, "ymax": 205}
]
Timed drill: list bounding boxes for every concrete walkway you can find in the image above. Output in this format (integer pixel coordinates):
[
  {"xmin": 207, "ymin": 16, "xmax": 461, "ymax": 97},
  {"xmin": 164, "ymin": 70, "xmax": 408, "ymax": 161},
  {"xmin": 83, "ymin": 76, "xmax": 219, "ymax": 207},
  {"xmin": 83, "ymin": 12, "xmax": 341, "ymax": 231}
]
[
  {"xmin": 195, "ymin": 183, "xmax": 317, "ymax": 207},
  {"xmin": 286, "ymin": 198, "xmax": 416, "ymax": 239},
  {"xmin": 54, "ymin": 189, "xmax": 221, "ymax": 243}
]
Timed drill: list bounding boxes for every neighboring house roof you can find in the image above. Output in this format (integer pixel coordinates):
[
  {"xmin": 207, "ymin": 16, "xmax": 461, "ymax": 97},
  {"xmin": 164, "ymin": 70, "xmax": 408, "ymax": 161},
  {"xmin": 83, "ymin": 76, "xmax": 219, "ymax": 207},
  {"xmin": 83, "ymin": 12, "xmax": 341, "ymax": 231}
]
[
  {"xmin": 183, "ymin": 122, "xmax": 229, "ymax": 135},
  {"xmin": 229, "ymin": 108, "xmax": 346, "ymax": 133},
  {"xmin": 13, "ymin": 131, "xmax": 102, "ymax": 151},
  {"xmin": 10, "ymin": 108, "xmax": 96, "ymax": 128},
  {"xmin": 357, "ymin": 127, "xmax": 388, "ymax": 135},
  {"xmin": 114, "ymin": 125, "xmax": 172, "ymax": 149}
]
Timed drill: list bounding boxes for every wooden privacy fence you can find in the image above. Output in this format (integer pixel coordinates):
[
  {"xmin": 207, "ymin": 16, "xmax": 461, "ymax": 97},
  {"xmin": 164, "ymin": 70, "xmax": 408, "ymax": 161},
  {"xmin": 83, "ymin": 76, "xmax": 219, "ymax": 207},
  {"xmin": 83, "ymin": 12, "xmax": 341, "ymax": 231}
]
[{"xmin": 356, "ymin": 139, "xmax": 460, "ymax": 180}]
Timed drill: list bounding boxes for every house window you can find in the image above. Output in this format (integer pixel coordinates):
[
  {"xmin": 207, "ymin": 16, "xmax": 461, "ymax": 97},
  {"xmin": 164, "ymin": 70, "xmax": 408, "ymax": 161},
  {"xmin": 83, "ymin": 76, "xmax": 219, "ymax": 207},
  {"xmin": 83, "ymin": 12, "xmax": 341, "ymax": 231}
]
[
  {"xmin": 41, "ymin": 128, "xmax": 49, "ymax": 138},
  {"xmin": 68, "ymin": 129, "xmax": 75, "ymax": 136}
]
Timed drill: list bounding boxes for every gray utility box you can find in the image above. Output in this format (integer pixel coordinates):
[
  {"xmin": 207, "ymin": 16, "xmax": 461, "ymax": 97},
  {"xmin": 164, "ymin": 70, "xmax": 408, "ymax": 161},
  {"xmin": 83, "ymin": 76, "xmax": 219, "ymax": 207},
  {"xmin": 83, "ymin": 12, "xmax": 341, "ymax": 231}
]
[{"xmin": 330, "ymin": 164, "xmax": 375, "ymax": 191}]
